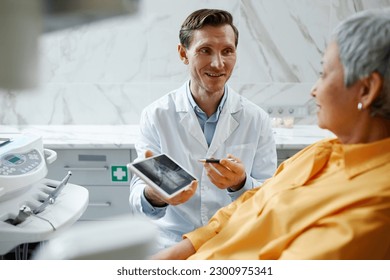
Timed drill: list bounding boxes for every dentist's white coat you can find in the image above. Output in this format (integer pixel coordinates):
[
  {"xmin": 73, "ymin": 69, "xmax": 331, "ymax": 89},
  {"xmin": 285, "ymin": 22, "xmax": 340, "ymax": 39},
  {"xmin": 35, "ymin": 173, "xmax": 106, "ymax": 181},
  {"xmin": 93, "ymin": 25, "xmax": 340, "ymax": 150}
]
[{"xmin": 129, "ymin": 81, "xmax": 276, "ymax": 249}]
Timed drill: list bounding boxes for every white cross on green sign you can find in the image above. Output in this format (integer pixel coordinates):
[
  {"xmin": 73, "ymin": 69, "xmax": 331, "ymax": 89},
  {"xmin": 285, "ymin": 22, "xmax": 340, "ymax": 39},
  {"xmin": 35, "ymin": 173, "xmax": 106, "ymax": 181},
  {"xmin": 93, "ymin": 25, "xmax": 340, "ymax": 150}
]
[{"xmin": 111, "ymin": 166, "xmax": 128, "ymax": 182}]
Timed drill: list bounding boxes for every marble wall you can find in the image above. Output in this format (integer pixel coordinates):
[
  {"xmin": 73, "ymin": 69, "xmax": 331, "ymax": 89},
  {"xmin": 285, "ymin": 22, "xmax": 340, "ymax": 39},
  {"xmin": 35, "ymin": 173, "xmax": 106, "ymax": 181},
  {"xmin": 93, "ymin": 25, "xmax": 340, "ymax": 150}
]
[{"xmin": 0, "ymin": 0, "xmax": 389, "ymax": 125}]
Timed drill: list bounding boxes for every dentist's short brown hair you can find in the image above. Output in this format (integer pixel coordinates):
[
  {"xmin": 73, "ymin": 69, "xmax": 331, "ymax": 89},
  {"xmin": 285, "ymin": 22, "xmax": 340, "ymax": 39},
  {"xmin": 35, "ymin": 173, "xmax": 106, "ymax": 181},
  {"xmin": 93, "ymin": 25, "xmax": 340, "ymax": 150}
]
[{"xmin": 179, "ymin": 9, "xmax": 239, "ymax": 49}]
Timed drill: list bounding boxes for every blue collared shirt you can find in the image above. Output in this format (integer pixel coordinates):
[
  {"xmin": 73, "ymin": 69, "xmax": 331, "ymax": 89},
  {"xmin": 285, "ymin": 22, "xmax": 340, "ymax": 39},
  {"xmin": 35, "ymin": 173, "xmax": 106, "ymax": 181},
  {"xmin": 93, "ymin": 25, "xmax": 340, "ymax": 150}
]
[{"xmin": 186, "ymin": 85, "xmax": 228, "ymax": 146}]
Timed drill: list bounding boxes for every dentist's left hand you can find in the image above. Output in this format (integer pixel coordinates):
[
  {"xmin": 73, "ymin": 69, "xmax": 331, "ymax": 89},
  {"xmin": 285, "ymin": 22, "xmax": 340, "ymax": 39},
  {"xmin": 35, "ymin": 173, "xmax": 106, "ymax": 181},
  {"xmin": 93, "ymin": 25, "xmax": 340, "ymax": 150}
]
[{"xmin": 203, "ymin": 153, "xmax": 246, "ymax": 192}]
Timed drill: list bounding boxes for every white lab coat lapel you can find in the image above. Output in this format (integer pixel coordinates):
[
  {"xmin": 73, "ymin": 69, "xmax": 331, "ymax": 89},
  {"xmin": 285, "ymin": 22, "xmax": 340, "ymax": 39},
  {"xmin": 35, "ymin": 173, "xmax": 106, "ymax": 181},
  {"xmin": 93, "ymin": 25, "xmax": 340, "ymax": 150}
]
[
  {"xmin": 207, "ymin": 87, "xmax": 241, "ymax": 156},
  {"xmin": 174, "ymin": 83, "xmax": 208, "ymax": 149}
]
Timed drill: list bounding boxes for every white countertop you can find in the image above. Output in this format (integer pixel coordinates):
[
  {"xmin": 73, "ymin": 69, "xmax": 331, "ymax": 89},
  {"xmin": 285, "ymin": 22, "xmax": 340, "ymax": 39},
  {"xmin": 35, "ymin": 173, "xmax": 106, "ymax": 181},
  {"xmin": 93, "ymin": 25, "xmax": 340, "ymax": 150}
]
[
  {"xmin": 272, "ymin": 125, "xmax": 335, "ymax": 149},
  {"xmin": 0, "ymin": 125, "xmax": 334, "ymax": 150}
]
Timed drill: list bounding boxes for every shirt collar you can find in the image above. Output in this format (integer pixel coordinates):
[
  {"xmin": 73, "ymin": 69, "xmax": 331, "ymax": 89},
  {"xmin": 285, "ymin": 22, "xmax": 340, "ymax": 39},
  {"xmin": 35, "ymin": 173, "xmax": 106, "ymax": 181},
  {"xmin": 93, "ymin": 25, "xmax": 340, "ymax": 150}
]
[
  {"xmin": 339, "ymin": 137, "xmax": 390, "ymax": 179},
  {"xmin": 186, "ymin": 82, "xmax": 228, "ymax": 116}
]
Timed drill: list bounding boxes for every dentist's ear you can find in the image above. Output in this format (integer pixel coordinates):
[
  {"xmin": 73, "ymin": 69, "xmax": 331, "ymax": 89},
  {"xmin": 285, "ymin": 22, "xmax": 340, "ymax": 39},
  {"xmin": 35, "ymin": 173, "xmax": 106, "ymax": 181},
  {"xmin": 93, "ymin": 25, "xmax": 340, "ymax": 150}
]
[{"xmin": 178, "ymin": 44, "xmax": 188, "ymax": 64}]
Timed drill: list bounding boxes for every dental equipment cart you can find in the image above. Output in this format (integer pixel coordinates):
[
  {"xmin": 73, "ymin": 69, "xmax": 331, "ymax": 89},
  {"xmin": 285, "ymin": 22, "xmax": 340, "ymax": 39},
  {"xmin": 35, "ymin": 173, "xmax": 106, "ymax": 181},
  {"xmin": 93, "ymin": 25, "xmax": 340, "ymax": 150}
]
[{"xmin": 0, "ymin": 134, "xmax": 88, "ymax": 259}]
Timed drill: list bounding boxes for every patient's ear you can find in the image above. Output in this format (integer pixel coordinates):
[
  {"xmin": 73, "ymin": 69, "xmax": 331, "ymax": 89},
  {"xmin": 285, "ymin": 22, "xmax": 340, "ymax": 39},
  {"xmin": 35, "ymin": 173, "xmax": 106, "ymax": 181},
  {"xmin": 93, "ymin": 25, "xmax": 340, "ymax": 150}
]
[{"xmin": 359, "ymin": 72, "xmax": 383, "ymax": 107}]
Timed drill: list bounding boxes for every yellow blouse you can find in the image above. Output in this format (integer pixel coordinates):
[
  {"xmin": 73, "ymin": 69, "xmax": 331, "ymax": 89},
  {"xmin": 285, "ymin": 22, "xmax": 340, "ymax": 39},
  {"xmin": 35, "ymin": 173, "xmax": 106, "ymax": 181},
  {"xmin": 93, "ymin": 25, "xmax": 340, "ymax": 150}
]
[{"xmin": 185, "ymin": 137, "xmax": 390, "ymax": 259}]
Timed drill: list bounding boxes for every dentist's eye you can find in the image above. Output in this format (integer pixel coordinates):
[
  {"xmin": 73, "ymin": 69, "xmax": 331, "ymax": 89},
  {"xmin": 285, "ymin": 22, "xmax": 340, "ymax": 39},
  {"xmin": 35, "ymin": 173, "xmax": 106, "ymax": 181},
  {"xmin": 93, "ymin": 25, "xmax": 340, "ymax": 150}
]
[
  {"xmin": 223, "ymin": 48, "xmax": 235, "ymax": 55},
  {"xmin": 199, "ymin": 48, "xmax": 210, "ymax": 54}
]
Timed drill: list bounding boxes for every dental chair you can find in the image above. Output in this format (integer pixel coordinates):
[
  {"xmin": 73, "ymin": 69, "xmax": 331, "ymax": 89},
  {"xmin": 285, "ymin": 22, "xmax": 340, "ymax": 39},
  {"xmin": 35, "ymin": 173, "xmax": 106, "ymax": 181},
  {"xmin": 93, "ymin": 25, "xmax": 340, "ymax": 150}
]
[{"xmin": 33, "ymin": 215, "xmax": 156, "ymax": 260}]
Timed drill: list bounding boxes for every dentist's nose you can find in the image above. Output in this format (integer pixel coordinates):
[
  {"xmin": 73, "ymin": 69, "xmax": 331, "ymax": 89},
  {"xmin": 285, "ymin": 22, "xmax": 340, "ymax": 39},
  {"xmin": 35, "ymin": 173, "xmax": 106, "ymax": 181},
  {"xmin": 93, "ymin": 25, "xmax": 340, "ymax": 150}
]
[{"xmin": 210, "ymin": 54, "xmax": 224, "ymax": 69}]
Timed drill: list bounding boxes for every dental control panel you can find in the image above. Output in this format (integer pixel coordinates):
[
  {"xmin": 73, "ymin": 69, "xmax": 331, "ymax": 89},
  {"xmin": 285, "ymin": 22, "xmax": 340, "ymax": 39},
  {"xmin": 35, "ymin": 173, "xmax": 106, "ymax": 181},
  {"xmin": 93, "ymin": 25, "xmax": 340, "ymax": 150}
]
[{"xmin": 0, "ymin": 134, "xmax": 58, "ymax": 199}]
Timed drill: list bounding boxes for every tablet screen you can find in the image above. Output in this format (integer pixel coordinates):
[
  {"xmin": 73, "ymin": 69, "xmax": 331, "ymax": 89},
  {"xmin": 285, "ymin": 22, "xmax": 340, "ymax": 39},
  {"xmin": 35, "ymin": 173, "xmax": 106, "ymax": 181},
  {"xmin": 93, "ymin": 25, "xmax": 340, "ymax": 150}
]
[{"xmin": 131, "ymin": 154, "xmax": 196, "ymax": 195}]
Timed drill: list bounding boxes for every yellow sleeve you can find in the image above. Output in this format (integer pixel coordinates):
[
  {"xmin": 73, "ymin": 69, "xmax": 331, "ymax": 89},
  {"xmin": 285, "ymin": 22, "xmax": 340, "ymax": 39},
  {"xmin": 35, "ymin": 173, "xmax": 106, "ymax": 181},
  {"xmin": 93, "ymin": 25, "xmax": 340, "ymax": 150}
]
[
  {"xmin": 184, "ymin": 187, "xmax": 259, "ymax": 251},
  {"xmin": 279, "ymin": 205, "xmax": 390, "ymax": 259}
]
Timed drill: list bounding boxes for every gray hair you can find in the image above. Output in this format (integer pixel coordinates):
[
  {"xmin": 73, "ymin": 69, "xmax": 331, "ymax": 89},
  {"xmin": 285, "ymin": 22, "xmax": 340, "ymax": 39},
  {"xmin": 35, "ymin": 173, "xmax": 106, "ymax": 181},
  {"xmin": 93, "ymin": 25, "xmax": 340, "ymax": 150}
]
[{"xmin": 333, "ymin": 8, "xmax": 390, "ymax": 119}]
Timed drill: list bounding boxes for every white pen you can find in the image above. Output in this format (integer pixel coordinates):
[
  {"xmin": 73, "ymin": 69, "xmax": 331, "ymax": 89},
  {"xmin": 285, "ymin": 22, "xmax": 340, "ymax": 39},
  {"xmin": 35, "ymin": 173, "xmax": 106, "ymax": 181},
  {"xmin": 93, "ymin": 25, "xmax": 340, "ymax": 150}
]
[{"xmin": 198, "ymin": 158, "xmax": 237, "ymax": 163}]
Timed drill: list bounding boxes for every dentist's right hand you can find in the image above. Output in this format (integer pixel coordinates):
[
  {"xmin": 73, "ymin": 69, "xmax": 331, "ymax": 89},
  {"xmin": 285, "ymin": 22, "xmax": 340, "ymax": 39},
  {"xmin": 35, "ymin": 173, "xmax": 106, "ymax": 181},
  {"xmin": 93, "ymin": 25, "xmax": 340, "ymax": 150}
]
[{"xmin": 143, "ymin": 150, "xmax": 198, "ymax": 207}]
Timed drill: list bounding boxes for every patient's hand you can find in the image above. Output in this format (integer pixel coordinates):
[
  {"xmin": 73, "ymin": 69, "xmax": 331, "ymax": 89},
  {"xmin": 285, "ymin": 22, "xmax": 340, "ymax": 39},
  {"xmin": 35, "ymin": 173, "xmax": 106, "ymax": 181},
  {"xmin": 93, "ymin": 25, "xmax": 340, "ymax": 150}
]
[{"xmin": 150, "ymin": 239, "xmax": 196, "ymax": 260}]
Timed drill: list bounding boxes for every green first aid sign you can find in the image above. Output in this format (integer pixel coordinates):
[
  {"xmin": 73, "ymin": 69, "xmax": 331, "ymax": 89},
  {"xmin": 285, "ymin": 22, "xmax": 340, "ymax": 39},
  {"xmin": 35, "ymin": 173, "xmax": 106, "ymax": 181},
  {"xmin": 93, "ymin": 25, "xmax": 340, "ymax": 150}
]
[{"xmin": 111, "ymin": 166, "xmax": 128, "ymax": 182}]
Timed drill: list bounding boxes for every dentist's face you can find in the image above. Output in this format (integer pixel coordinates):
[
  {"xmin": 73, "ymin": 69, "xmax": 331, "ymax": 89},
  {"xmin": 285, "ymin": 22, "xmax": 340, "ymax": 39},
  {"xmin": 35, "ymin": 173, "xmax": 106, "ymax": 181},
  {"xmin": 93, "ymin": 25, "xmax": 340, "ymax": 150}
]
[{"xmin": 178, "ymin": 24, "xmax": 237, "ymax": 98}]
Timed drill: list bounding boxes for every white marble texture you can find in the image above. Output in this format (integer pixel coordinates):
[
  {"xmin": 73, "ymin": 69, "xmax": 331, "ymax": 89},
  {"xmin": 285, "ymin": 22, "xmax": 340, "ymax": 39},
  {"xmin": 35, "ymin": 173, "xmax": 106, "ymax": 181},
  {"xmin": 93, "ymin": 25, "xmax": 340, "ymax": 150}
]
[
  {"xmin": 0, "ymin": 125, "xmax": 140, "ymax": 149},
  {"xmin": 0, "ymin": 0, "xmax": 389, "ymax": 125}
]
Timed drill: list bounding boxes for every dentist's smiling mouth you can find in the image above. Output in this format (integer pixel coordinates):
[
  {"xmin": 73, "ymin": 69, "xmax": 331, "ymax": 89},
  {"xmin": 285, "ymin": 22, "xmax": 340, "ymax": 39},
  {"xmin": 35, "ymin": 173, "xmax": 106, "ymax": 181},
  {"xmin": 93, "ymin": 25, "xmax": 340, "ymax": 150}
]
[{"xmin": 206, "ymin": 73, "xmax": 224, "ymax": 77}]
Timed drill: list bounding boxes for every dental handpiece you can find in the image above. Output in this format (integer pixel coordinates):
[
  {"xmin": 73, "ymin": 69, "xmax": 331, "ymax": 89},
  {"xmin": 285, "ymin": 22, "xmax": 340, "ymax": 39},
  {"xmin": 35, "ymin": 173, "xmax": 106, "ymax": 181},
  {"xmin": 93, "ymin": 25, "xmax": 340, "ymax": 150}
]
[
  {"xmin": 12, "ymin": 205, "xmax": 33, "ymax": 225},
  {"xmin": 33, "ymin": 171, "xmax": 72, "ymax": 214}
]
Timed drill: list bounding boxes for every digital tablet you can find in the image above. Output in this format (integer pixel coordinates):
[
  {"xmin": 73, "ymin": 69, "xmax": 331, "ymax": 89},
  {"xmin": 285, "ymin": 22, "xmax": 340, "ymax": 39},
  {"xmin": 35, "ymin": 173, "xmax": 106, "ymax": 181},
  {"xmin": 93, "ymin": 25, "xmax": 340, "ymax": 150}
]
[{"xmin": 128, "ymin": 153, "xmax": 197, "ymax": 199}]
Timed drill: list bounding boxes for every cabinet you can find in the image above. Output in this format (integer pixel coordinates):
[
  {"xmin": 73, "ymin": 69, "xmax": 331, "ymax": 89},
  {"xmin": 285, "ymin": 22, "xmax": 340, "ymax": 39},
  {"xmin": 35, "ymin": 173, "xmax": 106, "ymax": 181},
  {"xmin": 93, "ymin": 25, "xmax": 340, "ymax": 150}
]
[
  {"xmin": 46, "ymin": 148, "xmax": 137, "ymax": 220},
  {"xmin": 45, "ymin": 146, "xmax": 301, "ymax": 220},
  {"xmin": 276, "ymin": 148, "xmax": 300, "ymax": 166}
]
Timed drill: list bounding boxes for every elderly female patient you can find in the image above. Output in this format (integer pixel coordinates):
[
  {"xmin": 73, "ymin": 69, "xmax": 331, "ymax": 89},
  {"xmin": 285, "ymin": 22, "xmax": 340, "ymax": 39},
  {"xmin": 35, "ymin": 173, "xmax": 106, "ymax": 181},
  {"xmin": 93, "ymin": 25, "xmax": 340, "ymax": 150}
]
[{"xmin": 152, "ymin": 9, "xmax": 390, "ymax": 260}]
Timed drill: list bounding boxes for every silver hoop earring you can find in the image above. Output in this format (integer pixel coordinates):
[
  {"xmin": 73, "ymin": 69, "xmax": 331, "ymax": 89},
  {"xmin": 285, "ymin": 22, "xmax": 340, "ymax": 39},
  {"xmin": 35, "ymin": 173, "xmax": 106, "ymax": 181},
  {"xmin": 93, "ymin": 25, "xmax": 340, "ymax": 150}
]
[{"xmin": 357, "ymin": 102, "xmax": 363, "ymax": 110}]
